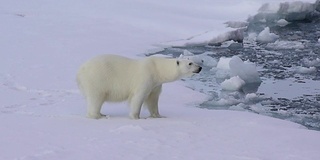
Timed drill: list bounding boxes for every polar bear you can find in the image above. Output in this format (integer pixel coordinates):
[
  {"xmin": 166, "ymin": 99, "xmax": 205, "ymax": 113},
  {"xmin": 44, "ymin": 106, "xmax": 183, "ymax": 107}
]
[{"xmin": 77, "ymin": 54, "xmax": 202, "ymax": 119}]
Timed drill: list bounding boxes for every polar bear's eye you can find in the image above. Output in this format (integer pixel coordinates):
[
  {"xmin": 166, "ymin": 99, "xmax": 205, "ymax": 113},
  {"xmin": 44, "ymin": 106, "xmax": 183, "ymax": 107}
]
[{"xmin": 188, "ymin": 62, "xmax": 193, "ymax": 66}]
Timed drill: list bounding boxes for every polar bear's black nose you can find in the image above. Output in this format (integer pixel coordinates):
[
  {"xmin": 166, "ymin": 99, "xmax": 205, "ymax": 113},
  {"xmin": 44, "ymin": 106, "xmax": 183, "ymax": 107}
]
[{"xmin": 195, "ymin": 67, "xmax": 202, "ymax": 73}]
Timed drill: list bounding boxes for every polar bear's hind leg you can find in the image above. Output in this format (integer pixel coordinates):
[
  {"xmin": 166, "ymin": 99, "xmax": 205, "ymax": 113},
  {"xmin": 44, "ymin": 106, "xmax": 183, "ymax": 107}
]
[{"xmin": 86, "ymin": 93, "xmax": 106, "ymax": 119}]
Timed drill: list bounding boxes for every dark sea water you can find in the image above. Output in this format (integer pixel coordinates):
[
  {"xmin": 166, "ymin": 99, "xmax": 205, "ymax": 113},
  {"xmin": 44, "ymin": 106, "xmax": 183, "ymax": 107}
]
[{"xmin": 148, "ymin": 4, "xmax": 320, "ymax": 130}]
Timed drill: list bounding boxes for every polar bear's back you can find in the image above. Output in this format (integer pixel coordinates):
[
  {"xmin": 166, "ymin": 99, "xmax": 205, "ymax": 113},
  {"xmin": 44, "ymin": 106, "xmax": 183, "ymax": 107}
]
[{"xmin": 77, "ymin": 54, "xmax": 142, "ymax": 102}]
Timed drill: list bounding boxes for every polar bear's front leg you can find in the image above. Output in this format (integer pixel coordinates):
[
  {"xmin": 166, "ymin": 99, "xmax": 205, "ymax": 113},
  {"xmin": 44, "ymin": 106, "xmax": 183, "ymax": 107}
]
[{"xmin": 145, "ymin": 85, "xmax": 164, "ymax": 118}]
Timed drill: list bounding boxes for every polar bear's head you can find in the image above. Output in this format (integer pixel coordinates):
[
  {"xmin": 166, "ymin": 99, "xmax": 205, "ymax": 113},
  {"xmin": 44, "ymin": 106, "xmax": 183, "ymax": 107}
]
[
  {"xmin": 176, "ymin": 59, "xmax": 202, "ymax": 77},
  {"xmin": 149, "ymin": 57, "xmax": 202, "ymax": 84}
]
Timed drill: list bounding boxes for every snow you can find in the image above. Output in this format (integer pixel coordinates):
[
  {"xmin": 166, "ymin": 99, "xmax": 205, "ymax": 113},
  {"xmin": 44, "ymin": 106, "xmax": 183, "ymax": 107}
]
[
  {"xmin": 256, "ymin": 27, "xmax": 279, "ymax": 43},
  {"xmin": 1, "ymin": 0, "xmax": 320, "ymax": 160}
]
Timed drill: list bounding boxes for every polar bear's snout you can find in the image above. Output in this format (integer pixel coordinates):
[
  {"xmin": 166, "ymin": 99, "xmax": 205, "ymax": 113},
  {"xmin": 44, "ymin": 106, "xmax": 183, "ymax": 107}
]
[
  {"xmin": 195, "ymin": 66, "xmax": 202, "ymax": 73},
  {"xmin": 193, "ymin": 66, "xmax": 202, "ymax": 73}
]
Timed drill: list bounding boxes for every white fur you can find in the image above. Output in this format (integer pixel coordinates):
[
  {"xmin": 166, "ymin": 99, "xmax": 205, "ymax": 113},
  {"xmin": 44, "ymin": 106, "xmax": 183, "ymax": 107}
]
[{"xmin": 77, "ymin": 54, "xmax": 201, "ymax": 119}]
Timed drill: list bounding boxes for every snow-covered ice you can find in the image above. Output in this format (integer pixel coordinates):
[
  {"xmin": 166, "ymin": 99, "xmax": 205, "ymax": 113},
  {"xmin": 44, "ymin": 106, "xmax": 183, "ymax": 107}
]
[{"xmin": 1, "ymin": 0, "xmax": 320, "ymax": 160}]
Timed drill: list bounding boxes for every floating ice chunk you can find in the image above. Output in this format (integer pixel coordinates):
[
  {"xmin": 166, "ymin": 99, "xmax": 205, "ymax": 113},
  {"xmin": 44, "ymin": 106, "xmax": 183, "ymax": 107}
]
[
  {"xmin": 212, "ymin": 68, "xmax": 231, "ymax": 80},
  {"xmin": 221, "ymin": 40, "xmax": 236, "ymax": 48},
  {"xmin": 256, "ymin": 27, "xmax": 279, "ymax": 43},
  {"xmin": 302, "ymin": 58, "xmax": 320, "ymax": 67},
  {"xmin": 215, "ymin": 56, "xmax": 261, "ymax": 84},
  {"xmin": 248, "ymin": 32, "xmax": 257, "ymax": 41},
  {"xmin": 201, "ymin": 55, "xmax": 218, "ymax": 68},
  {"xmin": 245, "ymin": 93, "xmax": 268, "ymax": 103},
  {"xmin": 229, "ymin": 103, "xmax": 247, "ymax": 111},
  {"xmin": 229, "ymin": 56, "xmax": 261, "ymax": 84},
  {"xmin": 245, "ymin": 93, "xmax": 257, "ymax": 100},
  {"xmin": 221, "ymin": 76, "xmax": 245, "ymax": 91},
  {"xmin": 217, "ymin": 57, "xmax": 232, "ymax": 70},
  {"xmin": 318, "ymin": 38, "xmax": 320, "ymax": 43},
  {"xmin": 210, "ymin": 97, "xmax": 241, "ymax": 106},
  {"xmin": 265, "ymin": 40, "xmax": 304, "ymax": 50},
  {"xmin": 277, "ymin": 19, "xmax": 289, "ymax": 27},
  {"xmin": 249, "ymin": 104, "xmax": 267, "ymax": 114},
  {"xmin": 295, "ymin": 66, "xmax": 317, "ymax": 74}
]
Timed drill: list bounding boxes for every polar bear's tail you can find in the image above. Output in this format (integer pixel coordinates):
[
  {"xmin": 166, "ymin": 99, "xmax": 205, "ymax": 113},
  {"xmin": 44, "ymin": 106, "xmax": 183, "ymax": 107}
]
[{"xmin": 76, "ymin": 70, "xmax": 85, "ymax": 97}]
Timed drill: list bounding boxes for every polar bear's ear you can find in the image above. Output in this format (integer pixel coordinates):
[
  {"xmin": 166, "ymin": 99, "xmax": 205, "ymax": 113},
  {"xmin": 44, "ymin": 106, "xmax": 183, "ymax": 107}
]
[{"xmin": 176, "ymin": 60, "xmax": 180, "ymax": 66}]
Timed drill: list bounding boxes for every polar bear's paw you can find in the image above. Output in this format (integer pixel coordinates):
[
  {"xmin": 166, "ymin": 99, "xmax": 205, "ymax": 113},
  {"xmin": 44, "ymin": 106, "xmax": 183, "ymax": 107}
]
[
  {"xmin": 148, "ymin": 114, "xmax": 166, "ymax": 118},
  {"xmin": 129, "ymin": 113, "xmax": 140, "ymax": 120},
  {"xmin": 87, "ymin": 113, "xmax": 109, "ymax": 119}
]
